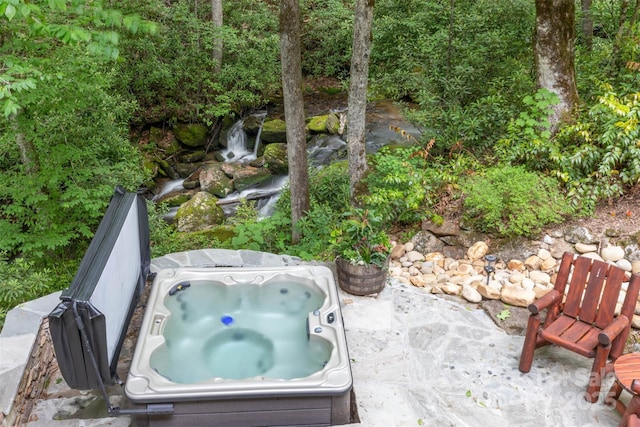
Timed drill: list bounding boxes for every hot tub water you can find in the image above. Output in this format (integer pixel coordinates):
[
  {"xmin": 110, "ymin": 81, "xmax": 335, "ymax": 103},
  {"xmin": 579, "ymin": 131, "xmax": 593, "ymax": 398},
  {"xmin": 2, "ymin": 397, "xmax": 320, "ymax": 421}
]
[{"xmin": 149, "ymin": 280, "xmax": 332, "ymax": 383}]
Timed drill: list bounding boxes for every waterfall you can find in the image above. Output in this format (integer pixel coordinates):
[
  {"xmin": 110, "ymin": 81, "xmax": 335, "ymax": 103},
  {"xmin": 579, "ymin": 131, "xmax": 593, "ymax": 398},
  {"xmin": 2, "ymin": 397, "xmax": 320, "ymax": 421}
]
[
  {"xmin": 252, "ymin": 112, "xmax": 267, "ymax": 158},
  {"xmin": 221, "ymin": 111, "xmax": 267, "ymax": 162},
  {"xmin": 152, "ymin": 105, "xmax": 418, "ymax": 222},
  {"xmin": 152, "ymin": 179, "xmax": 185, "ymax": 201},
  {"xmin": 221, "ymin": 119, "xmax": 251, "ymax": 161}
]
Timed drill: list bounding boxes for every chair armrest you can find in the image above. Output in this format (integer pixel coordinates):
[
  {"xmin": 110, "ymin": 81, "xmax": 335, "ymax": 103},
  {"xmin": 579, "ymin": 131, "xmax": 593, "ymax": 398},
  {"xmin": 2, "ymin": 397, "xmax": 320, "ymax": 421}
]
[
  {"xmin": 598, "ymin": 315, "xmax": 629, "ymax": 346},
  {"xmin": 527, "ymin": 290, "xmax": 561, "ymax": 315}
]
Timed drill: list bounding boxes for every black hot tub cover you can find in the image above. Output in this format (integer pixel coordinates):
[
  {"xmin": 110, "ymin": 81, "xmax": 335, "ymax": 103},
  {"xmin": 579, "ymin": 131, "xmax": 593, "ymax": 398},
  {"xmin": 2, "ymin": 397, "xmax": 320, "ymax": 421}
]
[{"xmin": 49, "ymin": 187, "xmax": 150, "ymax": 390}]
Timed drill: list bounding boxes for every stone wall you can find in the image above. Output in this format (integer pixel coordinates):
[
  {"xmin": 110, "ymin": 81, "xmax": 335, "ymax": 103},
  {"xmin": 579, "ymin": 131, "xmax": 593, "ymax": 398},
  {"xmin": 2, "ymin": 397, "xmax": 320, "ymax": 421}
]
[{"xmin": 1, "ymin": 319, "xmax": 57, "ymax": 427}]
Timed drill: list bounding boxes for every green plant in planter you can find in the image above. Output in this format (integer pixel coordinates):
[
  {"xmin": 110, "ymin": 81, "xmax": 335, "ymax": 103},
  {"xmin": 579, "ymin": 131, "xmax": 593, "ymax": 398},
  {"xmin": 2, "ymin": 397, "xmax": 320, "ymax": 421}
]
[{"xmin": 329, "ymin": 208, "xmax": 392, "ymax": 269}]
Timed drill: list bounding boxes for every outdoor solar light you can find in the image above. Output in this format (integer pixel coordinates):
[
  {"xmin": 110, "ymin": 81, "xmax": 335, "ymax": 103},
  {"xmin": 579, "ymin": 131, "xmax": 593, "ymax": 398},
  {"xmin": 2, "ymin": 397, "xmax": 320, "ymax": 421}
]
[{"xmin": 484, "ymin": 254, "xmax": 497, "ymax": 286}]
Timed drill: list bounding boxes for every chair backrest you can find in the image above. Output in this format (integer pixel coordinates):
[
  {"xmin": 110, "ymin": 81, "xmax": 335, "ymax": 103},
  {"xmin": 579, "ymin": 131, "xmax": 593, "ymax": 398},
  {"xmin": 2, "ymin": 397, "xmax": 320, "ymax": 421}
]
[{"xmin": 554, "ymin": 252, "xmax": 628, "ymax": 328}]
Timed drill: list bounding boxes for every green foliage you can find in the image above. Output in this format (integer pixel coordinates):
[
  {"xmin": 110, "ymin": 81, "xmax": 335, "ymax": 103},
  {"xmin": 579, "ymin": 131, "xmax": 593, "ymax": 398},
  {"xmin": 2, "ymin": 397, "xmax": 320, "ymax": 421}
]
[
  {"xmin": 230, "ymin": 208, "xmax": 291, "ymax": 253},
  {"xmin": 461, "ymin": 165, "xmax": 572, "ymax": 237},
  {"xmin": 0, "ymin": 255, "xmax": 58, "ymax": 331},
  {"xmin": 371, "ymin": 0, "xmax": 535, "ymax": 151},
  {"xmin": 329, "ymin": 208, "xmax": 391, "ymax": 268},
  {"xmin": 497, "ymin": 88, "xmax": 560, "ymax": 169},
  {"xmin": 300, "ymin": 0, "xmax": 354, "ymax": 77},
  {"xmin": 307, "ymin": 161, "xmax": 351, "ymax": 212},
  {"xmin": 500, "ymin": 84, "xmax": 640, "ymax": 215},
  {"xmin": 227, "ymin": 162, "xmax": 350, "ymax": 259},
  {"xmin": 0, "ymin": 0, "xmax": 156, "ymax": 116},
  {"xmin": 288, "ymin": 202, "xmax": 342, "ymax": 261},
  {"xmin": 362, "ymin": 144, "xmax": 436, "ymax": 225},
  {"xmin": 266, "ymin": 162, "xmax": 349, "ymax": 260},
  {"xmin": 554, "ymin": 85, "xmax": 640, "ymax": 213},
  {"xmin": 0, "ymin": 46, "xmax": 145, "ymax": 257},
  {"xmin": 116, "ymin": 0, "xmax": 280, "ymax": 124}
]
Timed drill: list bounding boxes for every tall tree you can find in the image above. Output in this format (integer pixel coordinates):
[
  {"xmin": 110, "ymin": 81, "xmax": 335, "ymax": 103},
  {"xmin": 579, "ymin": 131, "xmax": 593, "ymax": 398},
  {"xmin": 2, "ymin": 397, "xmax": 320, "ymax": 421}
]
[
  {"xmin": 212, "ymin": 0, "xmax": 223, "ymax": 72},
  {"xmin": 346, "ymin": 0, "xmax": 374, "ymax": 204},
  {"xmin": 534, "ymin": 0, "xmax": 579, "ymax": 131},
  {"xmin": 279, "ymin": 0, "xmax": 309, "ymax": 244},
  {"xmin": 580, "ymin": 0, "xmax": 593, "ymax": 50}
]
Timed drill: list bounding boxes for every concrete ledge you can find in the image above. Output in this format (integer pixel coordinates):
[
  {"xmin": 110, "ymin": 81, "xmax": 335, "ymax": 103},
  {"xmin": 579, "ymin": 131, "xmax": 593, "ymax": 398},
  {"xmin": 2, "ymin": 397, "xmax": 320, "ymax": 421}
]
[{"xmin": 0, "ymin": 292, "xmax": 61, "ymax": 426}]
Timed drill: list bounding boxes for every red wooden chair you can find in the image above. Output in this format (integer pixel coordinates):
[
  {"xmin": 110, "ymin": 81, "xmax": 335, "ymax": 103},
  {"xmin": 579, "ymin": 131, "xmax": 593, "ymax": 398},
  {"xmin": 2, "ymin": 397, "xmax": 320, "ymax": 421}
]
[{"xmin": 519, "ymin": 252, "xmax": 640, "ymax": 402}]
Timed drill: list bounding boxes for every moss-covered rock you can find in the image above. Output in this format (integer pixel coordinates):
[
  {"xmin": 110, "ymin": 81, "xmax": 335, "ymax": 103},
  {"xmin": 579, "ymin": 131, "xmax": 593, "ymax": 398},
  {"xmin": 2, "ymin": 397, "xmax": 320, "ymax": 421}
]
[
  {"xmin": 307, "ymin": 113, "xmax": 340, "ymax": 134},
  {"xmin": 175, "ymin": 161, "xmax": 202, "ymax": 178},
  {"xmin": 153, "ymin": 157, "xmax": 178, "ymax": 179},
  {"xmin": 173, "ymin": 123, "xmax": 209, "ymax": 147},
  {"xmin": 307, "ymin": 115, "xmax": 328, "ymax": 133},
  {"xmin": 200, "ymin": 164, "xmax": 234, "ymax": 198},
  {"xmin": 243, "ymin": 114, "xmax": 264, "ymax": 136},
  {"xmin": 261, "ymin": 119, "xmax": 287, "ymax": 143},
  {"xmin": 325, "ymin": 113, "xmax": 341, "ymax": 135},
  {"xmin": 232, "ymin": 166, "xmax": 273, "ymax": 191},
  {"xmin": 263, "ymin": 143, "xmax": 289, "ymax": 175},
  {"xmin": 179, "ymin": 150, "xmax": 206, "ymax": 163},
  {"xmin": 174, "ymin": 192, "xmax": 225, "ymax": 232},
  {"xmin": 176, "ymin": 225, "xmax": 236, "ymax": 245},
  {"xmin": 159, "ymin": 192, "xmax": 194, "ymax": 207},
  {"xmin": 164, "ymin": 139, "xmax": 182, "ymax": 156},
  {"xmin": 142, "ymin": 159, "xmax": 158, "ymax": 190}
]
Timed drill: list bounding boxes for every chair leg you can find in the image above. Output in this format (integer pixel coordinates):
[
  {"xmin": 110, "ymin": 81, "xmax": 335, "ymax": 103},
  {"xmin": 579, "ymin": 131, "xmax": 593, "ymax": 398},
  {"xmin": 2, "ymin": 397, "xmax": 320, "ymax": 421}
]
[
  {"xmin": 519, "ymin": 314, "xmax": 541, "ymax": 373},
  {"xmin": 585, "ymin": 344, "xmax": 611, "ymax": 403},
  {"xmin": 606, "ymin": 380, "xmax": 624, "ymax": 409},
  {"xmin": 619, "ymin": 395, "xmax": 640, "ymax": 427}
]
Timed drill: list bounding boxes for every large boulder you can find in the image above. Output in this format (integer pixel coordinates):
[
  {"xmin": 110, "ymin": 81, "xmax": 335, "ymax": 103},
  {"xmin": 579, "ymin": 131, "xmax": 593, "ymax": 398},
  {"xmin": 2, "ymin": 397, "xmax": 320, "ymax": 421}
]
[
  {"xmin": 263, "ymin": 143, "xmax": 289, "ymax": 175},
  {"xmin": 173, "ymin": 123, "xmax": 209, "ymax": 148},
  {"xmin": 261, "ymin": 119, "xmax": 287, "ymax": 143},
  {"xmin": 307, "ymin": 113, "xmax": 340, "ymax": 134},
  {"xmin": 232, "ymin": 166, "xmax": 273, "ymax": 191},
  {"xmin": 174, "ymin": 192, "xmax": 225, "ymax": 232},
  {"xmin": 200, "ymin": 164, "xmax": 234, "ymax": 198}
]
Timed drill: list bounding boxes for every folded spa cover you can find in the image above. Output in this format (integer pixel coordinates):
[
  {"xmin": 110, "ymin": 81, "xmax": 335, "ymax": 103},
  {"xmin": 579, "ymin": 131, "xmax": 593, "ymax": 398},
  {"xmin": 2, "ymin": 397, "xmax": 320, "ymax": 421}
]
[{"xmin": 49, "ymin": 188, "xmax": 150, "ymax": 390}]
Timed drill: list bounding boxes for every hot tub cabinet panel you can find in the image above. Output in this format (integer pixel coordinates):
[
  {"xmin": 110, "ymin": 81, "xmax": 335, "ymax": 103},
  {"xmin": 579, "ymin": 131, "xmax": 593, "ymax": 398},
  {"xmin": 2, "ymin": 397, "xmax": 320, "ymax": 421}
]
[{"xmin": 131, "ymin": 393, "xmax": 351, "ymax": 427}]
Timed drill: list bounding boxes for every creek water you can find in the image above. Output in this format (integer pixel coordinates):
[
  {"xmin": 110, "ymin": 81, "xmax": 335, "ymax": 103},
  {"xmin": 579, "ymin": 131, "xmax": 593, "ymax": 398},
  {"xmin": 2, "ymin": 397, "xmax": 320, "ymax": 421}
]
[{"xmin": 155, "ymin": 101, "xmax": 421, "ymax": 219}]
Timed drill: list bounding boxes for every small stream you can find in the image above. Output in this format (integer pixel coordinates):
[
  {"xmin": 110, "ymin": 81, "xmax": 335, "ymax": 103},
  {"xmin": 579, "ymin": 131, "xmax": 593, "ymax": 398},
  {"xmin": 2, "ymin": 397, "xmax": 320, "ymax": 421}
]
[{"xmin": 154, "ymin": 101, "xmax": 421, "ymax": 220}]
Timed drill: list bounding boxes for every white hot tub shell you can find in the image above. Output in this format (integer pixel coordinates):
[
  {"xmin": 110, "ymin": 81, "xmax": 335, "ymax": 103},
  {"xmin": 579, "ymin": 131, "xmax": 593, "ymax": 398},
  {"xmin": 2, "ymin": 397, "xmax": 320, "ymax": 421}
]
[{"xmin": 126, "ymin": 266, "xmax": 353, "ymax": 426}]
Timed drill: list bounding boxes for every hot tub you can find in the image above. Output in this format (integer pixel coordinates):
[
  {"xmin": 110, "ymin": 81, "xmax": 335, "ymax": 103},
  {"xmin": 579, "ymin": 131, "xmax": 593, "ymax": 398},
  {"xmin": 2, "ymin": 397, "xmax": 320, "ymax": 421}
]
[
  {"xmin": 126, "ymin": 265, "xmax": 352, "ymax": 426},
  {"xmin": 48, "ymin": 189, "xmax": 352, "ymax": 427}
]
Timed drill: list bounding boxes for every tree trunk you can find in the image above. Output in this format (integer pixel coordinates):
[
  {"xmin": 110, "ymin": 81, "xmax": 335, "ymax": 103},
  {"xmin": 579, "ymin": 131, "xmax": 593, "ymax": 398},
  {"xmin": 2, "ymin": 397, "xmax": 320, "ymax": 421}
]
[
  {"xmin": 580, "ymin": 0, "xmax": 593, "ymax": 50},
  {"xmin": 346, "ymin": 0, "xmax": 374, "ymax": 204},
  {"xmin": 534, "ymin": 0, "xmax": 579, "ymax": 132},
  {"xmin": 279, "ymin": 0, "xmax": 309, "ymax": 244},
  {"xmin": 11, "ymin": 113, "xmax": 39, "ymax": 174},
  {"xmin": 211, "ymin": 0, "xmax": 223, "ymax": 73},
  {"xmin": 612, "ymin": 0, "xmax": 631, "ymax": 71},
  {"xmin": 632, "ymin": 0, "xmax": 640, "ymax": 27}
]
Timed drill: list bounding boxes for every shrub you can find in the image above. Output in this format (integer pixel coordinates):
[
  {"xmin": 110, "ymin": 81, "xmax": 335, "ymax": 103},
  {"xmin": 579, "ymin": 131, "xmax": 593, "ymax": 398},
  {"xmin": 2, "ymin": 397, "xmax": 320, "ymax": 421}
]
[
  {"xmin": 555, "ymin": 85, "xmax": 640, "ymax": 214},
  {"xmin": 362, "ymin": 144, "xmax": 438, "ymax": 225},
  {"xmin": 148, "ymin": 202, "xmax": 225, "ymax": 257},
  {"xmin": 230, "ymin": 209, "xmax": 291, "ymax": 253},
  {"xmin": 461, "ymin": 165, "xmax": 572, "ymax": 237},
  {"xmin": 0, "ymin": 256, "xmax": 57, "ymax": 331},
  {"xmin": 500, "ymin": 85, "xmax": 640, "ymax": 215},
  {"xmin": 496, "ymin": 88, "xmax": 560, "ymax": 170}
]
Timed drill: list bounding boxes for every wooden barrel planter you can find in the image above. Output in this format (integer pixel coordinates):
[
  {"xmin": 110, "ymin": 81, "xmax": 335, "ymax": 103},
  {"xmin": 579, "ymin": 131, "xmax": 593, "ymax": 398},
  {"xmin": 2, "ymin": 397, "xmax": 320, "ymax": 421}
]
[{"xmin": 335, "ymin": 257, "xmax": 389, "ymax": 296}]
